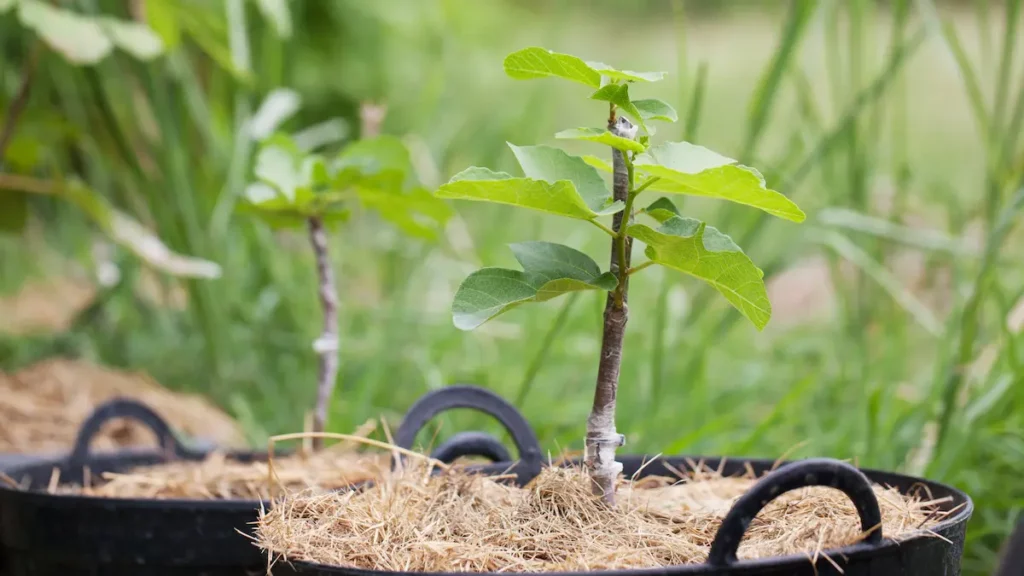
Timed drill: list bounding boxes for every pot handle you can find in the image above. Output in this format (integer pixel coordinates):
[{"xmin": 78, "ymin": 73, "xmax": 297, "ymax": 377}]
[
  {"xmin": 69, "ymin": 397, "xmax": 200, "ymax": 465},
  {"xmin": 396, "ymin": 385, "xmax": 542, "ymax": 481},
  {"xmin": 431, "ymin": 431, "xmax": 512, "ymax": 464},
  {"xmin": 707, "ymin": 458, "xmax": 883, "ymax": 566}
]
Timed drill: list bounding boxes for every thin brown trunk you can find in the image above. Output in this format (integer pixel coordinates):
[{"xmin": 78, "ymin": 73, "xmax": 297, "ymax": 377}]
[
  {"xmin": 585, "ymin": 114, "xmax": 636, "ymax": 504},
  {"xmin": 308, "ymin": 216, "xmax": 339, "ymax": 449}
]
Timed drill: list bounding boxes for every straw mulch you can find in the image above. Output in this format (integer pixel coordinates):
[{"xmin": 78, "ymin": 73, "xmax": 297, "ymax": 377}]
[
  {"xmin": 53, "ymin": 445, "xmax": 390, "ymax": 501},
  {"xmin": 257, "ymin": 460, "xmax": 952, "ymax": 573},
  {"xmin": 0, "ymin": 358, "xmax": 245, "ymax": 453}
]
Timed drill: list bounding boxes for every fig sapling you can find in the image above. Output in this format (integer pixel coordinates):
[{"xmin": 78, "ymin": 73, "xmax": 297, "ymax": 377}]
[
  {"xmin": 241, "ymin": 105, "xmax": 451, "ymax": 448},
  {"xmin": 437, "ymin": 47, "xmax": 805, "ymax": 504}
]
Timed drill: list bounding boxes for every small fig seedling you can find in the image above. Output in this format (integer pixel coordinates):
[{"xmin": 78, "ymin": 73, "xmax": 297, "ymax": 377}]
[
  {"xmin": 241, "ymin": 106, "xmax": 452, "ymax": 448},
  {"xmin": 437, "ymin": 47, "xmax": 805, "ymax": 504}
]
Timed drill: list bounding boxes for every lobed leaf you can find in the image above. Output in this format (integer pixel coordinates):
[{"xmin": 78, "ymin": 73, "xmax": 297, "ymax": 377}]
[
  {"xmin": 627, "ymin": 216, "xmax": 770, "ymax": 329},
  {"xmin": 634, "ymin": 141, "xmax": 805, "ymax": 222},
  {"xmin": 555, "ymin": 127, "xmax": 646, "ymax": 153},
  {"xmin": 584, "ymin": 61, "xmax": 666, "ymax": 83},
  {"xmin": 437, "ymin": 145, "xmax": 623, "ymax": 220},
  {"xmin": 503, "ymin": 47, "xmax": 602, "ymax": 88},
  {"xmin": 452, "ymin": 242, "xmax": 616, "ymax": 330},
  {"xmin": 503, "ymin": 47, "xmax": 665, "ymax": 89},
  {"xmin": 589, "ymin": 84, "xmax": 648, "ymax": 132},
  {"xmin": 508, "ymin": 144, "xmax": 613, "ymax": 213},
  {"xmin": 436, "ymin": 167, "xmax": 596, "ymax": 221},
  {"xmin": 633, "ymin": 98, "xmax": 678, "ymax": 122},
  {"xmin": 643, "ymin": 197, "xmax": 681, "ymax": 223},
  {"xmin": 581, "ymin": 155, "xmax": 612, "ymax": 173}
]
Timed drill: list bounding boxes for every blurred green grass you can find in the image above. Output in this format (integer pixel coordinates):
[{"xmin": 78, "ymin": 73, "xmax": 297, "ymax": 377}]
[{"xmin": 2, "ymin": 1, "xmax": 1023, "ymax": 574}]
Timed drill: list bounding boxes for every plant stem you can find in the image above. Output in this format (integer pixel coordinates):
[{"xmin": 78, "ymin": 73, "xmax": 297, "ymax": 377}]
[
  {"xmin": 308, "ymin": 216, "xmax": 339, "ymax": 449},
  {"xmin": 632, "ymin": 176, "xmax": 661, "ymax": 195},
  {"xmin": 585, "ymin": 109, "xmax": 637, "ymax": 504},
  {"xmin": 627, "ymin": 261, "xmax": 655, "ymax": 276},
  {"xmin": 588, "ymin": 219, "xmax": 617, "ymax": 237}
]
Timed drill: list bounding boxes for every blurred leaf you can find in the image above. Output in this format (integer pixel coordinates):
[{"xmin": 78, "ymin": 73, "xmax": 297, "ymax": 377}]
[
  {"xmin": 293, "ymin": 118, "xmax": 349, "ymax": 152},
  {"xmin": 249, "ymin": 88, "xmax": 301, "ymax": 141},
  {"xmin": 254, "ymin": 0, "xmax": 292, "ymax": 38},
  {"xmin": 9, "ymin": 179, "xmax": 224, "ymax": 278},
  {"xmin": 0, "ymin": 192, "xmax": 29, "ymax": 234},
  {"xmin": 362, "ymin": 187, "xmax": 451, "ymax": 240},
  {"xmin": 335, "ymin": 135, "xmax": 414, "ymax": 182},
  {"xmin": 633, "ymin": 98, "xmax": 678, "ymax": 122},
  {"xmin": 145, "ymin": 0, "xmax": 181, "ymax": 49},
  {"xmin": 0, "ymin": 0, "xmax": 15, "ymax": 14},
  {"xmin": 452, "ymin": 242, "xmax": 616, "ymax": 330},
  {"xmin": 18, "ymin": 1, "xmax": 113, "ymax": 64},
  {"xmin": 643, "ymin": 197, "xmax": 681, "ymax": 223},
  {"xmin": 589, "ymin": 84, "xmax": 647, "ymax": 132},
  {"xmin": 100, "ymin": 17, "xmax": 165, "ymax": 60},
  {"xmin": 635, "ymin": 141, "xmax": 805, "ymax": 222},
  {"xmin": 555, "ymin": 127, "xmax": 645, "ymax": 153},
  {"xmin": 628, "ymin": 216, "xmax": 770, "ymax": 330},
  {"xmin": 503, "ymin": 47, "xmax": 602, "ymax": 88},
  {"xmin": 509, "ymin": 144, "xmax": 614, "ymax": 213},
  {"xmin": 253, "ymin": 137, "xmax": 304, "ymax": 201}
]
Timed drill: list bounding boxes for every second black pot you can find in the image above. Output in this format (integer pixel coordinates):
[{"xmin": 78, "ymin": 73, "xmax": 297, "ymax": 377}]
[{"xmin": 0, "ymin": 385, "xmax": 535, "ymax": 576}]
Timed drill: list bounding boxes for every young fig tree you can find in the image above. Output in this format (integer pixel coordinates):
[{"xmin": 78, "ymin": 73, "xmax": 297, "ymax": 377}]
[
  {"xmin": 241, "ymin": 117, "xmax": 451, "ymax": 448},
  {"xmin": 437, "ymin": 47, "xmax": 805, "ymax": 504}
]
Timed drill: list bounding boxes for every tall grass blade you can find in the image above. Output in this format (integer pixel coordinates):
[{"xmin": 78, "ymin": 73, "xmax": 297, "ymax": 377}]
[{"xmin": 820, "ymin": 231, "xmax": 943, "ymax": 336}]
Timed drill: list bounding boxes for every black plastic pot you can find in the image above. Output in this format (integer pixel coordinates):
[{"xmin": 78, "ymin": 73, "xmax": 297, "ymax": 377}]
[
  {"xmin": 0, "ymin": 389, "xmax": 522, "ymax": 576},
  {"xmin": 285, "ymin": 389, "xmax": 973, "ymax": 576},
  {"xmin": 993, "ymin": 517, "xmax": 1024, "ymax": 576}
]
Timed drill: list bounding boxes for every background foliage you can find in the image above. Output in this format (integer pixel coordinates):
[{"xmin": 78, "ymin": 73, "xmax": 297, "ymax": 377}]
[{"xmin": 1, "ymin": 1, "xmax": 1023, "ymax": 574}]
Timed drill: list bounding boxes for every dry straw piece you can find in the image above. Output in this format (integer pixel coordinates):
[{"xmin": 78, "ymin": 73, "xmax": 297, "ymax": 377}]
[
  {"xmin": 257, "ymin": 459, "xmax": 952, "ymax": 573},
  {"xmin": 55, "ymin": 448, "xmax": 389, "ymax": 501},
  {"xmin": 0, "ymin": 358, "xmax": 245, "ymax": 453},
  {"xmin": 53, "ymin": 424, "xmax": 390, "ymax": 501}
]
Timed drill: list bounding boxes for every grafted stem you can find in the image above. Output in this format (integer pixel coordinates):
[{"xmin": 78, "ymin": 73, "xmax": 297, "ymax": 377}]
[
  {"xmin": 585, "ymin": 108, "xmax": 638, "ymax": 504},
  {"xmin": 308, "ymin": 216, "xmax": 339, "ymax": 449}
]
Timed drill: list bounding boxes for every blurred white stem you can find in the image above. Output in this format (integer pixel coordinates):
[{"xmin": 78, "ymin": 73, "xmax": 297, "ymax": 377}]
[{"xmin": 308, "ymin": 216, "xmax": 339, "ymax": 449}]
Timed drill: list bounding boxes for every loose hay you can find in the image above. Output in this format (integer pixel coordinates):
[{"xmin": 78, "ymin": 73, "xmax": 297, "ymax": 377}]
[
  {"xmin": 0, "ymin": 358, "xmax": 245, "ymax": 453},
  {"xmin": 257, "ymin": 460, "xmax": 950, "ymax": 572},
  {"xmin": 55, "ymin": 447, "xmax": 389, "ymax": 500},
  {"xmin": 51, "ymin": 425, "xmax": 390, "ymax": 501}
]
